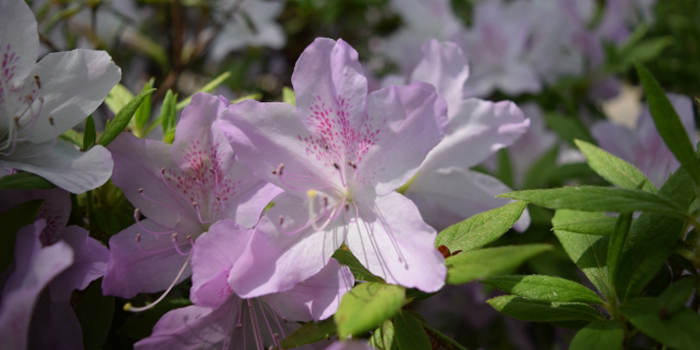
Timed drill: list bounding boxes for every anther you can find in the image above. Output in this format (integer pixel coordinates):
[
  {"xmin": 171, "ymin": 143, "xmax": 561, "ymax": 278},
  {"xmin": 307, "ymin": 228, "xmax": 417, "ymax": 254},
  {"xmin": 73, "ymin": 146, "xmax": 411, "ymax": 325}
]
[
  {"xmin": 13, "ymin": 116, "xmax": 19, "ymax": 128},
  {"xmin": 171, "ymin": 232, "xmax": 178, "ymax": 242},
  {"xmin": 282, "ymin": 317, "xmax": 288, "ymax": 323},
  {"xmin": 48, "ymin": 117, "xmax": 54, "ymax": 126},
  {"xmin": 268, "ymin": 346, "xmax": 274, "ymax": 350},
  {"xmin": 136, "ymin": 233, "xmax": 141, "ymax": 243},
  {"xmin": 277, "ymin": 164, "xmax": 285, "ymax": 176},
  {"xmin": 26, "ymin": 95, "xmax": 33, "ymax": 101},
  {"xmin": 279, "ymin": 216, "xmax": 284, "ymax": 225},
  {"xmin": 307, "ymin": 189, "xmax": 317, "ymax": 198},
  {"xmin": 333, "ymin": 162, "xmax": 340, "ymax": 170},
  {"xmin": 160, "ymin": 167, "xmax": 166, "ymax": 175},
  {"xmin": 138, "ymin": 188, "xmax": 144, "ymax": 194},
  {"xmin": 347, "ymin": 160, "xmax": 357, "ymax": 169},
  {"xmin": 34, "ymin": 75, "xmax": 41, "ymax": 89},
  {"xmin": 236, "ymin": 323, "xmax": 243, "ymax": 329},
  {"xmin": 345, "ymin": 203, "xmax": 350, "ymax": 212},
  {"xmin": 323, "ymin": 197, "xmax": 329, "ymax": 207}
]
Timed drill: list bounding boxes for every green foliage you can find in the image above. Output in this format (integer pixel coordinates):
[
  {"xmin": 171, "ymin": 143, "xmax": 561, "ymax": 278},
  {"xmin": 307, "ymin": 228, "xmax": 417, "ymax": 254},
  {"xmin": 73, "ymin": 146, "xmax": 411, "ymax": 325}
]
[
  {"xmin": 176, "ymin": 71, "xmax": 232, "ymax": 110},
  {"xmin": 333, "ymin": 248, "xmax": 384, "ymax": 283},
  {"xmin": 283, "ymin": 86, "xmax": 297, "ymax": 106},
  {"xmin": 606, "ymin": 212, "xmax": 633, "ymax": 287},
  {"xmin": 435, "ymin": 201, "xmax": 527, "ymax": 252},
  {"xmin": 133, "ymin": 78, "xmax": 155, "ymax": 137},
  {"xmin": 574, "ymin": 139, "xmax": 657, "ymax": 192},
  {"xmin": 393, "ymin": 311, "xmax": 432, "ymax": 350},
  {"xmin": 99, "ymin": 88, "xmax": 156, "ymax": 147},
  {"xmin": 481, "ymin": 275, "xmax": 604, "ymax": 304},
  {"xmin": 83, "ymin": 115, "xmax": 96, "ymax": 150},
  {"xmin": 658, "ymin": 278, "xmax": 698, "ymax": 314},
  {"xmin": 0, "ymin": 200, "xmax": 43, "ymax": 271},
  {"xmin": 620, "ymin": 297, "xmax": 700, "ymax": 350},
  {"xmin": 280, "ymin": 318, "xmax": 336, "ymax": 348},
  {"xmin": 0, "ymin": 172, "xmax": 56, "ymax": 190},
  {"xmin": 551, "ymin": 212, "xmax": 617, "ymax": 236},
  {"xmin": 334, "ymin": 282, "xmax": 406, "ymax": 338},
  {"xmin": 104, "ymin": 84, "xmax": 134, "ymax": 115},
  {"xmin": 445, "ymin": 244, "xmax": 552, "ymax": 285},
  {"xmin": 159, "ymin": 89, "xmax": 178, "ymax": 144},
  {"xmin": 569, "ymin": 321, "xmax": 623, "ymax": 350},
  {"xmin": 370, "ymin": 320, "xmax": 397, "ymax": 350},
  {"xmin": 75, "ymin": 280, "xmax": 115, "ymax": 350},
  {"xmin": 486, "ymin": 295, "xmax": 602, "ymax": 323}
]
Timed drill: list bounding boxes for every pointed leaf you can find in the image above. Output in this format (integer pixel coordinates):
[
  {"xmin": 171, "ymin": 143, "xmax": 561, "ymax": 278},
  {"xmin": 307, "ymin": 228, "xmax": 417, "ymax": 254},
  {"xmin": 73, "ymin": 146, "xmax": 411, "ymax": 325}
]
[
  {"xmin": 620, "ymin": 297, "xmax": 700, "ymax": 350},
  {"xmin": 104, "ymin": 84, "xmax": 135, "ymax": 115},
  {"xmin": 435, "ymin": 201, "xmax": 527, "ymax": 252},
  {"xmin": 636, "ymin": 63, "xmax": 700, "ymax": 187},
  {"xmin": 574, "ymin": 139, "xmax": 656, "ymax": 192},
  {"xmin": 280, "ymin": 318, "xmax": 336, "ymax": 348},
  {"xmin": 393, "ymin": 312, "xmax": 431, "ymax": 350},
  {"xmin": 99, "ymin": 88, "xmax": 156, "ymax": 147},
  {"xmin": 487, "ymin": 295, "xmax": 602, "ymax": 322},
  {"xmin": 133, "ymin": 78, "xmax": 155, "ymax": 135},
  {"xmin": 283, "ymin": 87, "xmax": 296, "ymax": 106},
  {"xmin": 370, "ymin": 320, "xmax": 397, "ymax": 350},
  {"xmin": 83, "ymin": 115, "xmax": 96, "ymax": 150},
  {"xmin": 569, "ymin": 321, "xmax": 623, "ymax": 350},
  {"xmin": 552, "ymin": 214, "xmax": 617, "ymax": 236},
  {"xmin": 333, "ymin": 248, "xmax": 384, "ymax": 283},
  {"xmin": 607, "ymin": 212, "xmax": 633, "ymax": 287},
  {"xmin": 159, "ymin": 89, "xmax": 178, "ymax": 137},
  {"xmin": 0, "ymin": 172, "xmax": 56, "ymax": 190},
  {"xmin": 335, "ymin": 282, "xmax": 405, "ymax": 338},
  {"xmin": 481, "ymin": 275, "xmax": 604, "ymax": 304},
  {"xmin": 659, "ymin": 278, "xmax": 698, "ymax": 314},
  {"xmin": 445, "ymin": 244, "xmax": 552, "ymax": 285}
]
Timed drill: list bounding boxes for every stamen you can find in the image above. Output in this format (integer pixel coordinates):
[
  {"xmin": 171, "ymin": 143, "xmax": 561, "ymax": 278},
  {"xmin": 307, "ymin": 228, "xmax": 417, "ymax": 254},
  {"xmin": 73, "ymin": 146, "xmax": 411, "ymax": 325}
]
[
  {"xmin": 236, "ymin": 298, "xmax": 244, "ymax": 328},
  {"xmin": 257, "ymin": 299, "xmax": 280, "ymax": 348},
  {"xmin": 134, "ymin": 233, "xmax": 178, "ymax": 254},
  {"xmin": 34, "ymin": 75, "xmax": 41, "ymax": 89},
  {"xmin": 138, "ymin": 189, "xmax": 180, "ymax": 211},
  {"xmin": 171, "ymin": 233, "xmax": 194, "ymax": 256},
  {"xmin": 248, "ymin": 299, "xmax": 264, "ymax": 350},
  {"xmin": 193, "ymin": 201, "xmax": 208, "ymax": 224},
  {"xmin": 124, "ymin": 253, "xmax": 192, "ymax": 312},
  {"xmin": 159, "ymin": 168, "xmax": 189, "ymax": 201},
  {"xmin": 133, "ymin": 209, "xmax": 179, "ymax": 235}
]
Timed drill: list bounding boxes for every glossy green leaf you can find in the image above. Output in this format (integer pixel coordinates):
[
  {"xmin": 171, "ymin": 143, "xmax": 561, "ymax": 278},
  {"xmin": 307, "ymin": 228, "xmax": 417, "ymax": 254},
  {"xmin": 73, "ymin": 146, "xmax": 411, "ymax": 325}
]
[
  {"xmin": 0, "ymin": 172, "xmax": 56, "ymax": 190},
  {"xmin": 445, "ymin": 244, "xmax": 552, "ymax": 285},
  {"xmin": 498, "ymin": 186, "xmax": 686, "ymax": 218},
  {"xmin": 487, "ymin": 295, "xmax": 602, "ymax": 322},
  {"xmin": 620, "ymin": 297, "xmax": 700, "ymax": 350},
  {"xmin": 615, "ymin": 161, "xmax": 696, "ymax": 300},
  {"xmin": 283, "ymin": 86, "xmax": 296, "ymax": 106},
  {"xmin": 74, "ymin": 280, "xmax": 115, "ymax": 350},
  {"xmin": 607, "ymin": 212, "xmax": 633, "ymax": 287},
  {"xmin": 659, "ymin": 278, "xmax": 698, "ymax": 314},
  {"xmin": 333, "ymin": 248, "xmax": 384, "ymax": 283},
  {"xmin": 99, "ymin": 88, "xmax": 156, "ymax": 147},
  {"xmin": 636, "ymin": 63, "xmax": 700, "ymax": 187},
  {"xmin": 83, "ymin": 115, "xmax": 96, "ymax": 150},
  {"xmin": 176, "ymin": 71, "xmax": 232, "ymax": 110},
  {"xmin": 334, "ymin": 282, "xmax": 405, "ymax": 338},
  {"xmin": 370, "ymin": 320, "xmax": 397, "ymax": 350},
  {"xmin": 551, "ymin": 214, "xmax": 617, "ymax": 236},
  {"xmin": 435, "ymin": 201, "xmax": 527, "ymax": 252},
  {"xmin": 133, "ymin": 78, "xmax": 155, "ymax": 135},
  {"xmin": 393, "ymin": 312, "xmax": 431, "ymax": 350},
  {"xmin": 569, "ymin": 321, "xmax": 623, "ymax": 350},
  {"xmin": 552, "ymin": 210, "xmax": 612, "ymax": 297},
  {"xmin": 280, "ymin": 318, "xmax": 336, "ymax": 348},
  {"xmin": 481, "ymin": 275, "xmax": 604, "ymax": 304},
  {"xmin": 0, "ymin": 200, "xmax": 43, "ymax": 271},
  {"xmin": 574, "ymin": 139, "xmax": 656, "ymax": 192},
  {"xmin": 159, "ymin": 89, "xmax": 178, "ymax": 138}
]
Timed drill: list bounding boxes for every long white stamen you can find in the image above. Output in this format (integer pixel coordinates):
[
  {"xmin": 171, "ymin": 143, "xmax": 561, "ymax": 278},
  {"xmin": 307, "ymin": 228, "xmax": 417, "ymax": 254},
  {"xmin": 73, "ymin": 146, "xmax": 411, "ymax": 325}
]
[
  {"xmin": 248, "ymin": 300, "xmax": 264, "ymax": 350},
  {"xmin": 124, "ymin": 254, "xmax": 192, "ymax": 312}
]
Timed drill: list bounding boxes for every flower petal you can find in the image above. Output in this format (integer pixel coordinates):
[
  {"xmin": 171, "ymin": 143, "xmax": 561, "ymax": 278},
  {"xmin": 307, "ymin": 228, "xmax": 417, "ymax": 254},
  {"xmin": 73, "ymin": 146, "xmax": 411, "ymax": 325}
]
[
  {"xmin": 0, "ymin": 0, "xmax": 39, "ymax": 86},
  {"xmin": 102, "ymin": 219, "xmax": 197, "ymax": 298},
  {"xmin": 409, "ymin": 40, "xmax": 469, "ymax": 119},
  {"xmin": 346, "ymin": 192, "xmax": 446, "ymax": 292},
  {"xmin": 405, "ymin": 167, "xmax": 530, "ymax": 232},
  {"xmin": 28, "ymin": 297, "xmax": 84, "ymax": 350},
  {"xmin": 262, "ymin": 259, "xmax": 354, "ymax": 322},
  {"xmin": 421, "ymin": 98, "xmax": 529, "ymax": 171},
  {"xmin": 28, "ymin": 49, "xmax": 121, "ymax": 143},
  {"xmin": 228, "ymin": 193, "xmax": 347, "ymax": 298},
  {"xmin": 360, "ymin": 83, "xmax": 446, "ymax": 195},
  {"xmin": 0, "ymin": 188, "xmax": 71, "ymax": 244},
  {"xmin": 1, "ymin": 141, "xmax": 113, "ymax": 194}
]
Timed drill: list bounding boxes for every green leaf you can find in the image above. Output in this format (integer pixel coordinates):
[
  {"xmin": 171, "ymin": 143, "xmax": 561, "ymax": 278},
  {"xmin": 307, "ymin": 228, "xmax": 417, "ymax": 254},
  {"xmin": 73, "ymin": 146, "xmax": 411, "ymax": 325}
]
[
  {"xmin": 496, "ymin": 148, "xmax": 514, "ymax": 188},
  {"xmin": 636, "ymin": 63, "xmax": 700, "ymax": 187},
  {"xmin": 333, "ymin": 248, "xmax": 384, "ymax": 283},
  {"xmin": 99, "ymin": 88, "xmax": 156, "ymax": 147},
  {"xmin": 435, "ymin": 201, "xmax": 527, "ymax": 252},
  {"xmin": 280, "ymin": 318, "xmax": 336, "ymax": 348},
  {"xmin": 231, "ymin": 93, "xmax": 263, "ymax": 104},
  {"xmin": 569, "ymin": 321, "xmax": 623, "ymax": 350},
  {"xmin": 0, "ymin": 200, "xmax": 43, "ymax": 271},
  {"xmin": 0, "ymin": 172, "xmax": 56, "ymax": 190},
  {"xmin": 574, "ymin": 139, "xmax": 657, "ymax": 192},
  {"xmin": 615, "ymin": 160, "xmax": 696, "ymax": 300},
  {"xmin": 176, "ymin": 71, "xmax": 232, "ymax": 110},
  {"xmin": 445, "ymin": 244, "xmax": 552, "ymax": 285},
  {"xmin": 606, "ymin": 212, "xmax": 633, "ymax": 287},
  {"xmin": 59, "ymin": 129, "xmax": 84, "ymax": 147},
  {"xmin": 481, "ymin": 275, "xmax": 604, "ymax": 304},
  {"xmin": 659, "ymin": 278, "xmax": 698, "ymax": 314},
  {"xmin": 551, "ymin": 214, "xmax": 617, "ymax": 236},
  {"xmin": 545, "ymin": 113, "xmax": 596, "ymax": 147},
  {"xmin": 620, "ymin": 297, "xmax": 700, "ymax": 350},
  {"xmin": 522, "ymin": 145, "xmax": 559, "ymax": 189},
  {"xmin": 104, "ymin": 84, "xmax": 135, "ymax": 115},
  {"xmin": 393, "ymin": 311, "xmax": 432, "ymax": 350},
  {"xmin": 283, "ymin": 87, "xmax": 296, "ymax": 106},
  {"xmin": 499, "ymin": 186, "xmax": 687, "ymax": 218},
  {"xmin": 158, "ymin": 89, "xmax": 178, "ymax": 137},
  {"xmin": 133, "ymin": 78, "xmax": 155, "ymax": 136},
  {"xmin": 334, "ymin": 282, "xmax": 405, "ymax": 338},
  {"xmin": 487, "ymin": 295, "xmax": 602, "ymax": 322},
  {"xmin": 74, "ymin": 280, "xmax": 114, "ymax": 350},
  {"xmin": 370, "ymin": 320, "xmax": 397, "ymax": 350},
  {"xmin": 552, "ymin": 210, "xmax": 612, "ymax": 297},
  {"xmin": 83, "ymin": 115, "xmax": 96, "ymax": 150}
]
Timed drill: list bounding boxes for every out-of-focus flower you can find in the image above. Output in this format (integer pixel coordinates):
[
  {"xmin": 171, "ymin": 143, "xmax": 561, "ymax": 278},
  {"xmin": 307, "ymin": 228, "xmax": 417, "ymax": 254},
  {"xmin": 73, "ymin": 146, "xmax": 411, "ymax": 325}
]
[
  {"xmin": 220, "ymin": 38, "xmax": 447, "ymax": 295},
  {"xmin": 0, "ymin": 0, "xmax": 121, "ymax": 193},
  {"xmin": 102, "ymin": 93, "xmax": 280, "ymax": 298},
  {"xmin": 209, "ymin": 0, "xmax": 287, "ymax": 61},
  {"xmin": 597, "ymin": 0, "xmax": 658, "ymax": 44},
  {"xmin": 391, "ymin": 40, "xmax": 530, "ymax": 232},
  {"xmin": 592, "ymin": 93, "xmax": 696, "ymax": 187},
  {"xmin": 134, "ymin": 220, "xmax": 353, "ymax": 350}
]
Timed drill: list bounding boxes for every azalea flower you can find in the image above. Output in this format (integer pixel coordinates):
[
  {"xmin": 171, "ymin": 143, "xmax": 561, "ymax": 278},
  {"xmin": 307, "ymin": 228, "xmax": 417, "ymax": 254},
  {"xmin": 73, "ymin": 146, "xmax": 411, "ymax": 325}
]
[
  {"xmin": 0, "ymin": 189, "xmax": 110, "ymax": 350},
  {"xmin": 102, "ymin": 93, "xmax": 281, "ymax": 298},
  {"xmin": 220, "ymin": 38, "xmax": 447, "ymax": 295},
  {"xmin": 0, "ymin": 0, "xmax": 121, "ymax": 193},
  {"xmin": 391, "ymin": 40, "xmax": 531, "ymax": 232},
  {"xmin": 134, "ymin": 220, "xmax": 353, "ymax": 350},
  {"xmin": 592, "ymin": 93, "xmax": 695, "ymax": 187}
]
